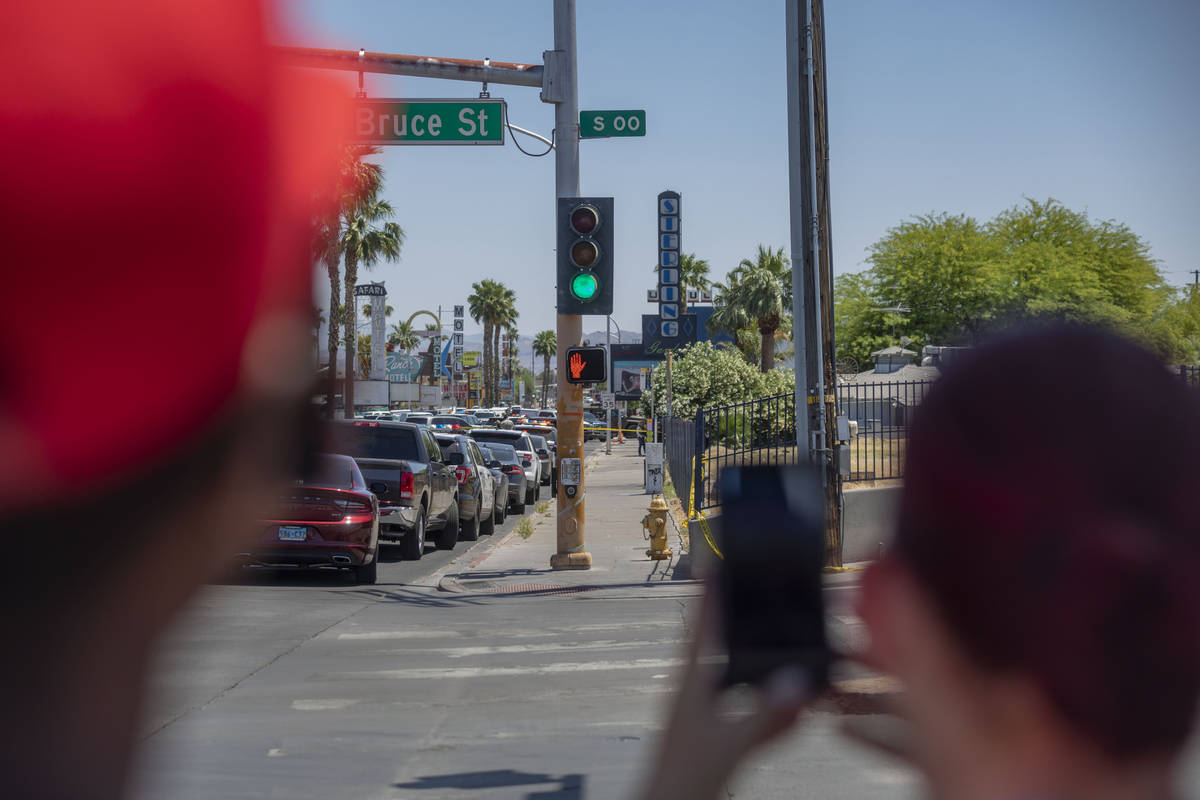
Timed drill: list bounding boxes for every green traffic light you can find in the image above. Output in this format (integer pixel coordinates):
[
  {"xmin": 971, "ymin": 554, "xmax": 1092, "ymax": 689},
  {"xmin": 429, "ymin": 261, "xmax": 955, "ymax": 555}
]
[{"xmin": 570, "ymin": 272, "xmax": 598, "ymax": 301}]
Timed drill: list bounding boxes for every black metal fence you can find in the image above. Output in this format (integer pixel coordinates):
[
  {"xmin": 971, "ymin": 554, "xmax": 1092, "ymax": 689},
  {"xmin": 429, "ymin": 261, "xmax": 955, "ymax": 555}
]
[
  {"xmin": 693, "ymin": 393, "xmax": 798, "ymax": 511},
  {"xmin": 662, "ymin": 417, "xmax": 696, "ymax": 507},
  {"xmin": 673, "ymin": 364, "xmax": 1200, "ymax": 512},
  {"xmin": 836, "ymin": 379, "xmax": 935, "ymax": 483}
]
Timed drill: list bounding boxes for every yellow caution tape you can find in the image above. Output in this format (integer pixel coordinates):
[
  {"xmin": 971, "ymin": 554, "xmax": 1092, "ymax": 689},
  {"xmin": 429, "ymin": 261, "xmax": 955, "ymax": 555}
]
[{"xmin": 686, "ymin": 453, "xmax": 723, "ymax": 560}]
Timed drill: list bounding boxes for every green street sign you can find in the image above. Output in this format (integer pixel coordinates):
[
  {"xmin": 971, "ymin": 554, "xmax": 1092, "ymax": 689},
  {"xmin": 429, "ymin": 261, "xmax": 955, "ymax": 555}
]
[
  {"xmin": 579, "ymin": 109, "xmax": 646, "ymax": 139},
  {"xmin": 353, "ymin": 99, "xmax": 506, "ymax": 145}
]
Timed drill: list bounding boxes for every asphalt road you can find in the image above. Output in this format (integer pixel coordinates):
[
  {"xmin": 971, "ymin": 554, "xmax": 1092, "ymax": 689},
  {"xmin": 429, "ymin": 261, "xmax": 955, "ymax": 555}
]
[
  {"xmin": 130, "ymin": 433, "xmax": 920, "ymax": 800},
  {"xmin": 137, "ymin": 441, "xmax": 602, "ymax": 744},
  {"xmin": 130, "ymin": 430, "xmax": 1200, "ymax": 800}
]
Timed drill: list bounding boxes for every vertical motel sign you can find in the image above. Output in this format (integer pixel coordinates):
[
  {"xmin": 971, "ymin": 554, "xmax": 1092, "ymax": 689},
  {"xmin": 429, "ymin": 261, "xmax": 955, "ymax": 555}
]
[{"xmin": 658, "ymin": 190, "xmax": 681, "ymax": 337}]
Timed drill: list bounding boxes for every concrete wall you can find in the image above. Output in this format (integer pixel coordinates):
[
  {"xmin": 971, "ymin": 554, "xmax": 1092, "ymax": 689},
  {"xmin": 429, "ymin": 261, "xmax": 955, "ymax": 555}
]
[
  {"xmin": 687, "ymin": 485, "xmax": 903, "ymax": 570},
  {"xmin": 842, "ymin": 485, "xmax": 902, "ymax": 563}
]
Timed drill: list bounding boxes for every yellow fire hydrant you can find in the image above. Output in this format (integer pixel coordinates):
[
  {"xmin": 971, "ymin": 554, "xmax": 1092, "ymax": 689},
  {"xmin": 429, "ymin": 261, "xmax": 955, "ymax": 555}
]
[{"xmin": 642, "ymin": 495, "xmax": 673, "ymax": 560}]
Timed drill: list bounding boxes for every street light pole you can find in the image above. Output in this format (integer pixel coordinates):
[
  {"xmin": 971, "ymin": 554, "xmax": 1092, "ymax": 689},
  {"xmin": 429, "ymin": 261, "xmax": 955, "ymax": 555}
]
[{"xmin": 548, "ymin": 0, "xmax": 589, "ymax": 570}]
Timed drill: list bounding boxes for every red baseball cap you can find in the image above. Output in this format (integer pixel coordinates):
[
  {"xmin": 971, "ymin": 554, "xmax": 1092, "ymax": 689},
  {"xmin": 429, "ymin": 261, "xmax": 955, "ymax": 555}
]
[{"xmin": 0, "ymin": 0, "xmax": 348, "ymax": 509}]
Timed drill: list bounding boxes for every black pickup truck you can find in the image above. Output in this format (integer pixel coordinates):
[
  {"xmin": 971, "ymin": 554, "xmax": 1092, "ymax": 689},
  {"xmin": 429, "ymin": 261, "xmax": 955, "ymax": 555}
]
[{"xmin": 331, "ymin": 420, "xmax": 459, "ymax": 560}]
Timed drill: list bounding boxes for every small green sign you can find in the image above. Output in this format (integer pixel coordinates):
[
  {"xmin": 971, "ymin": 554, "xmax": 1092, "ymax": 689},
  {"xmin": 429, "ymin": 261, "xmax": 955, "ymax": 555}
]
[
  {"xmin": 353, "ymin": 99, "xmax": 505, "ymax": 145},
  {"xmin": 580, "ymin": 109, "xmax": 646, "ymax": 139}
]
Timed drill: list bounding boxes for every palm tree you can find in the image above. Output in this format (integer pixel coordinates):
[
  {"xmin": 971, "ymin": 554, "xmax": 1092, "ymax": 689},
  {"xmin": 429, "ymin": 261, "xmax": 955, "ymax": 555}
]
[
  {"xmin": 709, "ymin": 245, "xmax": 790, "ymax": 372},
  {"xmin": 312, "ymin": 306, "xmax": 325, "ymax": 359},
  {"xmin": 387, "ymin": 320, "xmax": 419, "ymax": 353},
  {"xmin": 357, "ymin": 332, "xmax": 373, "ymax": 379},
  {"xmin": 468, "ymin": 280, "xmax": 516, "ymax": 406},
  {"xmin": 533, "ymin": 329, "xmax": 557, "ymax": 407},
  {"xmin": 362, "ymin": 303, "xmax": 394, "ymax": 321},
  {"xmin": 504, "ymin": 324, "xmax": 519, "ymax": 400},
  {"xmin": 312, "ymin": 145, "xmax": 384, "ymax": 417},
  {"xmin": 492, "ymin": 294, "xmax": 518, "ymax": 406},
  {"xmin": 736, "ymin": 245, "xmax": 792, "ymax": 306},
  {"xmin": 678, "ymin": 252, "xmax": 712, "ymax": 313},
  {"xmin": 341, "ymin": 190, "xmax": 404, "ymax": 416}
]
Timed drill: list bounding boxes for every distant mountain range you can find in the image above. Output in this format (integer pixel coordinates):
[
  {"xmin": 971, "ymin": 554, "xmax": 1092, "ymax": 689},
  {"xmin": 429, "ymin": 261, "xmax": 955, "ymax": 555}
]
[{"xmin": 450, "ymin": 327, "xmax": 641, "ymax": 370}]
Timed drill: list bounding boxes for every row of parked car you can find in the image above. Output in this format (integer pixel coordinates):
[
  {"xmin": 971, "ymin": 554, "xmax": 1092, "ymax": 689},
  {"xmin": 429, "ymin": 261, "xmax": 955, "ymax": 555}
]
[
  {"xmin": 236, "ymin": 421, "xmax": 554, "ymax": 585},
  {"xmin": 362, "ymin": 405, "xmax": 608, "ymax": 441}
]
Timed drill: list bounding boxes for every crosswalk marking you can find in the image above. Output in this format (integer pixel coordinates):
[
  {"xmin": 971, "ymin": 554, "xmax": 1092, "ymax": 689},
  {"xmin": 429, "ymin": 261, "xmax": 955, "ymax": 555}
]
[
  {"xmin": 337, "ymin": 630, "xmax": 463, "ymax": 640},
  {"xmin": 337, "ymin": 620, "xmax": 678, "ymax": 641},
  {"xmin": 338, "ymin": 658, "xmax": 685, "ymax": 681},
  {"xmin": 399, "ymin": 639, "xmax": 682, "ymax": 658}
]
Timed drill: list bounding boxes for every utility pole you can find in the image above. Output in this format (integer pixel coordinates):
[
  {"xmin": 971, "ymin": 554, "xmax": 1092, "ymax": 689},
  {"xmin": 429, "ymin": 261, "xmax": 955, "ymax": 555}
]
[
  {"xmin": 548, "ymin": 0, "xmax": 590, "ymax": 570},
  {"xmin": 811, "ymin": 0, "xmax": 841, "ymax": 567},
  {"xmin": 786, "ymin": 0, "xmax": 840, "ymax": 566}
]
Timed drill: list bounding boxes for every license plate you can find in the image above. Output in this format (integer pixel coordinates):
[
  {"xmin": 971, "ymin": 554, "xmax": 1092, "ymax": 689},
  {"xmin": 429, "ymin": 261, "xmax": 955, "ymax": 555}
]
[{"xmin": 278, "ymin": 525, "xmax": 307, "ymax": 542}]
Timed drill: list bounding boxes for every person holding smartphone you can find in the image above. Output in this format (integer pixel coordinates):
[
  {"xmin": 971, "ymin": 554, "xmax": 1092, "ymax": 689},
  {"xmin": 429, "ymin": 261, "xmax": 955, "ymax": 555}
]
[{"xmin": 640, "ymin": 325, "xmax": 1200, "ymax": 800}]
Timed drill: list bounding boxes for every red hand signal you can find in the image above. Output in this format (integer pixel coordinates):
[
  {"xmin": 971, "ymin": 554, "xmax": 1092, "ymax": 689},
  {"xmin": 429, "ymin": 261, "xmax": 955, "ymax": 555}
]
[{"xmin": 570, "ymin": 352, "xmax": 586, "ymax": 379}]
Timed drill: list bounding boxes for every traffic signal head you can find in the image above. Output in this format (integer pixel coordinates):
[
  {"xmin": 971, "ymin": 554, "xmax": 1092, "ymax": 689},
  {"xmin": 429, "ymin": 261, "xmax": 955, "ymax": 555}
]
[
  {"xmin": 564, "ymin": 345, "xmax": 607, "ymax": 384},
  {"xmin": 557, "ymin": 196, "xmax": 613, "ymax": 315}
]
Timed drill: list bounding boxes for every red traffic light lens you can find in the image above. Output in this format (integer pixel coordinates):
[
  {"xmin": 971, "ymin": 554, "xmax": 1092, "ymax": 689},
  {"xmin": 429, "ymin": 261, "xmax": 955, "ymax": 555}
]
[
  {"xmin": 570, "ymin": 240, "xmax": 599, "ymax": 268},
  {"xmin": 569, "ymin": 205, "xmax": 600, "ymax": 235}
]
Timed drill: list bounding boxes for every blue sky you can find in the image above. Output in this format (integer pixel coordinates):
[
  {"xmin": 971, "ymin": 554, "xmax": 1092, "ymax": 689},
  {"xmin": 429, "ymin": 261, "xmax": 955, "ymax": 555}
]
[{"xmin": 281, "ymin": 0, "xmax": 1200, "ymax": 341}]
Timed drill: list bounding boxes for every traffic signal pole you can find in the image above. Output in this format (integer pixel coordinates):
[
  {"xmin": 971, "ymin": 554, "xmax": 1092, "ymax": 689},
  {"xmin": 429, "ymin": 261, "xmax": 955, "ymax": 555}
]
[
  {"xmin": 277, "ymin": 3, "xmax": 591, "ymax": 568},
  {"xmin": 548, "ymin": 0, "xmax": 590, "ymax": 570}
]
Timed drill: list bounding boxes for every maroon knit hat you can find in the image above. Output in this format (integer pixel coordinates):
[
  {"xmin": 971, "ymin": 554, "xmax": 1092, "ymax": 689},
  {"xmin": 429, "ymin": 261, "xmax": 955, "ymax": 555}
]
[{"xmin": 894, "ymin": 325, "xmax": 1200, "ymax": 757}]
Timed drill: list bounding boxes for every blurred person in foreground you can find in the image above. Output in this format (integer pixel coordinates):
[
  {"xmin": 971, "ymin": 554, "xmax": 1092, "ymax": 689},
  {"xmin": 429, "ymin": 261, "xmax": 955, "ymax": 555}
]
[
  {"xmin": 641, "ymin": 325, "xmax": 1200, "ymax": 800},
  {"xmin": 0, "ymin": 1, "xmax": 346, "ymax": 798}
]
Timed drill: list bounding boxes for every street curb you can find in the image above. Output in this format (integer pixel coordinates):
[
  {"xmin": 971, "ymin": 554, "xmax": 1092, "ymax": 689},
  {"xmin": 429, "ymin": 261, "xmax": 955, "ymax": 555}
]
[{"xmin": 437, "ymin": 574, "xmax": 467, "ymax": 593}]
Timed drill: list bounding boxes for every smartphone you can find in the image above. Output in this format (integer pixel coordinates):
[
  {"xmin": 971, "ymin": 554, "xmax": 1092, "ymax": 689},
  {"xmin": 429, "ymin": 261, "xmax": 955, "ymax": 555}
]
[{"xmin": 716, "ymin": 464, "xmax": 830, "ymax": 690}]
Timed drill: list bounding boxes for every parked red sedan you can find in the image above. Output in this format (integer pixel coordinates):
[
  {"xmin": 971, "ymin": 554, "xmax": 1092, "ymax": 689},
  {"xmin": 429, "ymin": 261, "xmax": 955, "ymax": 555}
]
[{"xmin": 240, "ymin": 454, "xmax": 380, "ymax": 584}]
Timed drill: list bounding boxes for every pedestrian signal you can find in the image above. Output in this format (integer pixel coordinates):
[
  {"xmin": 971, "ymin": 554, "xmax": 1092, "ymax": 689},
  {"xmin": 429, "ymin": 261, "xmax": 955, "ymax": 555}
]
[{"xmin": 564, "ymin": 346, "xmax": 606, "ymax": 384}]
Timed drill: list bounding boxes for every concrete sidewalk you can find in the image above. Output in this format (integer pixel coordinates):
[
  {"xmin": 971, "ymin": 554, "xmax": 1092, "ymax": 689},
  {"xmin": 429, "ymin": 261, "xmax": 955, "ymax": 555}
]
[{"xmin": 439, "ymin": 439, "xmax": 694, "ymax": 594}]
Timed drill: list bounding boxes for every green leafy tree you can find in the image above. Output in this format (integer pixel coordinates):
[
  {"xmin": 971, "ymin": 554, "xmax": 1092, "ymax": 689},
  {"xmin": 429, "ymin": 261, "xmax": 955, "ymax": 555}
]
[
  {"xmin": 533, "ymin": 330, "xmax": 557, "ymax": 407},
  {"xmin": 833, "ymin": 272, "xmax": 897, "ymax": 371},
  {"xmin": 639, "ymin": 340, "xmax": 793, "ymax": 420},
  {"xmin": 1145, "ymin": 285, "xmax": 1200, "ymax": 364},
  {"xmin": 988, "ymin": 198, "xmax": 1165, "ymax": 326},
  {"xmin": 866, "ymin": 212, "xmax": 1002, "ymax": 346},
  {"xmin": 339, "ymin": 172, "xmax": 404, "ymax": 416},
  {"xmin": 516, "ymin": 367, "xmax": 536, "ymax": 404},
  {"xmin": 837, "ymin": 199, "xmax": 1182, "ymax": 366}
]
